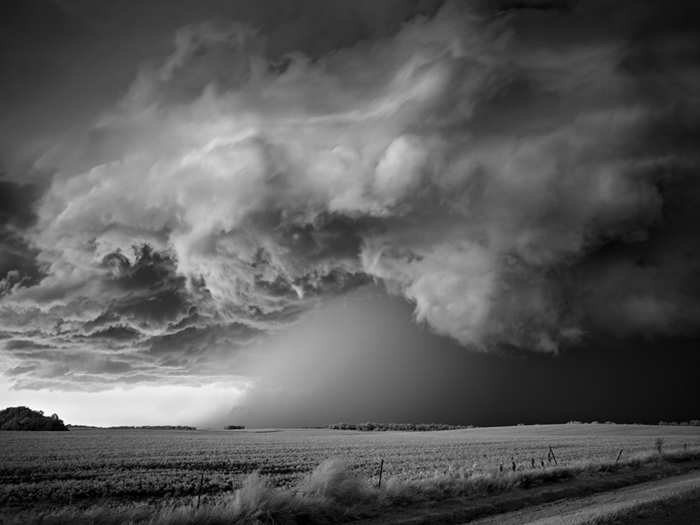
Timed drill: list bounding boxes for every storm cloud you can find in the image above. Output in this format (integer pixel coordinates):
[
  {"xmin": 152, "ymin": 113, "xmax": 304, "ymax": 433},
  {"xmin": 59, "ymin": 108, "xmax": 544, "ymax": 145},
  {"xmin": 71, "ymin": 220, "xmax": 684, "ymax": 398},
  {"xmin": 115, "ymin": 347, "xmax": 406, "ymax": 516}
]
[{"xmin": 1, "ymin": 0, "xmax": 699, "ymax": 391}]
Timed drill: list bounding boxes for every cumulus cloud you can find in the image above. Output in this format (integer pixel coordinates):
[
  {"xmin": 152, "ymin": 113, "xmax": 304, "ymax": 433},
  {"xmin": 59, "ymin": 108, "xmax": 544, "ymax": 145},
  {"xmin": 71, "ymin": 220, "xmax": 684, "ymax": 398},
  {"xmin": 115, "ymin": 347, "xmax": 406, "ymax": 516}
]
[{"xmin": 1, "ymin": 0, "xmax": 700, "ymax": 390}]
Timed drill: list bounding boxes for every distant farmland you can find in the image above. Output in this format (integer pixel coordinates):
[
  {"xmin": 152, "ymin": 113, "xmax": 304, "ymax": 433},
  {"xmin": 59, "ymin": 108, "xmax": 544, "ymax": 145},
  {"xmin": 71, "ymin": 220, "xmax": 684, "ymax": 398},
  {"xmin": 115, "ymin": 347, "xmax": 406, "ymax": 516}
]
[{"xmin": 3, "ymin": 423, "xmax": 700, "ymax": 515}]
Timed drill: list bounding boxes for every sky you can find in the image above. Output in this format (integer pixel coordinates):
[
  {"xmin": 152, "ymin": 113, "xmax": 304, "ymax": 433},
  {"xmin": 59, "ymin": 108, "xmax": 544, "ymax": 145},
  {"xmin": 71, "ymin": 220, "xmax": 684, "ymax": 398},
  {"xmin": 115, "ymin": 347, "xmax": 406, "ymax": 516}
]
[{"xmin": 1, "ymin": 0, "xmax": 699, "ymax": 427}]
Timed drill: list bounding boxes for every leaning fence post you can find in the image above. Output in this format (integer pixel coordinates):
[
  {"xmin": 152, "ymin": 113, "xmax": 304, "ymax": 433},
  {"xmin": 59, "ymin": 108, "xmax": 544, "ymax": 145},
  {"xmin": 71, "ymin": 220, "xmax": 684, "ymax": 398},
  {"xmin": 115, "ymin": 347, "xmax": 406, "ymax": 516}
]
[
  {"xmin": 616, "ymin": 449, "xmax": 624, "ymax": 463},
  {"xmin": 196, "ymin": 471, "xmax": 205, "ymax": 509},
  {"xmin": 548, "ymin": 446, "xmax": 558, "ymax": 466},
  {"xmin": 377, "ymin": 459, "xmax": 384, "ymax": 488}
]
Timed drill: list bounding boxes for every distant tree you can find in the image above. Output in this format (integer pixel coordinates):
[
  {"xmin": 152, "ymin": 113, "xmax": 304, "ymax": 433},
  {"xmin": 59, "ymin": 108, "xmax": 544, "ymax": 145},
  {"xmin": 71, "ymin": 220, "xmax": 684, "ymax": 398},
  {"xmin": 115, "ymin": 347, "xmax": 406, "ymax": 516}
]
[
  {"xmin": 0, "ymin": 407, "xmax": 68, "ymax": 431},
  {"xmin": 327, "ymin": 422, "xmax": 469, "ymax": 432}
]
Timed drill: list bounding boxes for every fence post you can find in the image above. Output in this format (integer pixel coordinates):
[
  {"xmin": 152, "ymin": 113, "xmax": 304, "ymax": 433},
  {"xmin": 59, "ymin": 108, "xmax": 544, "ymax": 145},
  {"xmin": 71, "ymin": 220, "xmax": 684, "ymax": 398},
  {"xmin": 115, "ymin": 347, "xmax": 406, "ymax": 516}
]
[
  {"xmin": 548, "ymin": 446, "xmax": 558, "ymax": 466},
  {"xmin": 196, "ymin": 471, "xmax": 205, "ymax": 509},
  {"xmin": 377, "ymin": 459, "xmax": 384, "ymax": 488},
  {"xmin": 616, "ymin": 449, "xmax": 624, "ymax": 464}
]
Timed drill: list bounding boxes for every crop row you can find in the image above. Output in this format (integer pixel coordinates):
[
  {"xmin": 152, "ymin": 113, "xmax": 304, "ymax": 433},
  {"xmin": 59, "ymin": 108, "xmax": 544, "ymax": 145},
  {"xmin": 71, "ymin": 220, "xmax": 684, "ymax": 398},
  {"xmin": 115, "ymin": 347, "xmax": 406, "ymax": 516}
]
[{"xmin": 3, "ymin": 426, "xmax": 700, "ymax": 509}]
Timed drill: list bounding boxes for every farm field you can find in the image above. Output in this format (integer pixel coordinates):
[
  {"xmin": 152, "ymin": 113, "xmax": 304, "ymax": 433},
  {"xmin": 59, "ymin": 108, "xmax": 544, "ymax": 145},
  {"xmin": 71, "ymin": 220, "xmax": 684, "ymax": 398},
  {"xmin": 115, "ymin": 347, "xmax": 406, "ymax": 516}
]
[{"xmin": 2, "ymin": 423, "xmax": 700, "ymax": 513}]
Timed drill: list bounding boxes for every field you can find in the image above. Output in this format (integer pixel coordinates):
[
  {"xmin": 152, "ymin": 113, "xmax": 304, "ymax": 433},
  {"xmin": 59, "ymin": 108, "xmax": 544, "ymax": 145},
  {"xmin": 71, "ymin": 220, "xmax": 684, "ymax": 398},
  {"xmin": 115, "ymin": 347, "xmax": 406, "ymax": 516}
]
[{"xmin": 2, "ymin": 424, "xmax": 700, "ymax": 522}]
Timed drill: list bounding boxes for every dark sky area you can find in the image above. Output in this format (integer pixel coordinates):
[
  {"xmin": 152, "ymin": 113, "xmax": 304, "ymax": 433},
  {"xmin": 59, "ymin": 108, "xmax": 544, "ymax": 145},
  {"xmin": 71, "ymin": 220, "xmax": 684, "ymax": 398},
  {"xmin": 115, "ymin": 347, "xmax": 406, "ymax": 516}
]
[
  {"xmin": 0, "ymin": 0, "xmax": 699, "ymax": 426},
  {"xmin": 218, "ymin": 285, "xmax": 700, "ymax": 428}
]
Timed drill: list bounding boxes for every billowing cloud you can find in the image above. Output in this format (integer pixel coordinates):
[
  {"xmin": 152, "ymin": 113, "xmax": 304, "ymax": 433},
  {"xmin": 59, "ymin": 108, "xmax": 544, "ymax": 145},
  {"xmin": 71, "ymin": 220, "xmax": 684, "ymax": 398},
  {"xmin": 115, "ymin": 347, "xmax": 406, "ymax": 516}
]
[{"xmin": 1, "ymin": 0, "xmax": 700, "ymax": 391}]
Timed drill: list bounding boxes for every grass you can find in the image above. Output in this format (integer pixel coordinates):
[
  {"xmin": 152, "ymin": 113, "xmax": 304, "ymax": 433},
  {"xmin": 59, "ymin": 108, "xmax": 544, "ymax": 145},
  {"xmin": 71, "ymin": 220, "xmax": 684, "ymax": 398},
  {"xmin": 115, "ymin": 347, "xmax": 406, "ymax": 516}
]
[
  {"xmin": 4, "ymin": 424, "xmax": 700, "ymax": 506},
  {"xmin": 581, "ymin": 487, "xmax": 700, "ymax": 524},
  {"xmin": 6, "ymin": 448, "xmax": 700, "ymax": 525}
]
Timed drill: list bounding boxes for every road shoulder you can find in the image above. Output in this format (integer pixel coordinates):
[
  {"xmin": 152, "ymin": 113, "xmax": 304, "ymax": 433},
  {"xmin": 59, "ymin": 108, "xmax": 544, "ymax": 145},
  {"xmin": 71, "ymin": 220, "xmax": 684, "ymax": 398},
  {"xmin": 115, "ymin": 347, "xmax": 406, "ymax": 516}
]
[{"xmin": 350, "ymin": 460, "xmax": 700, "ymax": 525}]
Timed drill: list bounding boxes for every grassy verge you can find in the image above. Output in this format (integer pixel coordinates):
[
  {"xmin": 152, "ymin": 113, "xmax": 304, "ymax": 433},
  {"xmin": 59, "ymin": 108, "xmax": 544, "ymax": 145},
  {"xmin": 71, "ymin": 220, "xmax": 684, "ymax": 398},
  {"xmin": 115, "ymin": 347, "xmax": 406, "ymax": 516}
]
[
  {"xmin": 582, "ymin": 487, "xmax": 700, "ymax": 525},
  {"xmin": 5, "ymin": 449, "xmax": 700, "ymax": 525}
]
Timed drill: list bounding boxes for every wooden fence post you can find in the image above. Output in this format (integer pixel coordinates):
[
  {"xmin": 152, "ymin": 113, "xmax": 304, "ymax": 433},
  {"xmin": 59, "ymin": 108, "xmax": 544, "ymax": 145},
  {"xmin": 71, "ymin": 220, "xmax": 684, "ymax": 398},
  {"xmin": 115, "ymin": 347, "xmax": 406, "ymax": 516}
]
[
  {"xmin": 196, "ymin": 471, "xmax": 205, "ymax": 509},
  {"xmin": 377, "ymin": 459, "xmax": 384, "ymax": 488}
]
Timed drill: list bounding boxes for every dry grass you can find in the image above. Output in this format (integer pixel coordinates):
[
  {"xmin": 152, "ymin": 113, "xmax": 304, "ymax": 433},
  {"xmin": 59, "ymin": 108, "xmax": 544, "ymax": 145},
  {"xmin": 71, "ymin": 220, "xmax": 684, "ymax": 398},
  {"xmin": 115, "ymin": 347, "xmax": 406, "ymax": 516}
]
[
  {"xmin": 4, "ymin": 424, "xmax": 699, "ymax": 505},
  {"xmin": 6, "ymin": 448, "xmax": 700, "ymax": 525},
  {"xmin": 580, "ymin": 487, "xmax": 700, "ymax": 524}
]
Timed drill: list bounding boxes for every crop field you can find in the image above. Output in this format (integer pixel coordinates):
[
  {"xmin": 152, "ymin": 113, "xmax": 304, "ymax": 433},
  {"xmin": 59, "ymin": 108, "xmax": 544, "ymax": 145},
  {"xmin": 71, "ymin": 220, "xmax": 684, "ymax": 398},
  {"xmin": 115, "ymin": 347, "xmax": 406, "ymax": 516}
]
[{"xmin": 2, "ymin": 424, "xmax": 700, "ymax": 512}]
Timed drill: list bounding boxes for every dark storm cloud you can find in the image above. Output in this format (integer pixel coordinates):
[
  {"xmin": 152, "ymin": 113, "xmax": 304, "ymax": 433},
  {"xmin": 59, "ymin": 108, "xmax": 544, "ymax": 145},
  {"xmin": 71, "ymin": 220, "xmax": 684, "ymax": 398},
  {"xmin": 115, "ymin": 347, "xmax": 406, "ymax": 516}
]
[
  {"xmin": 4, "ymin": 339, "xmax": 56, "ymax": 351},
  {"xmin": 575, "ymin": 168, "xmax": 700, "ymax": 337},
  {"xmin": 99, "ymin": 245, "xmax": 196, "ymax": 327},
  {"xmin": 0, "ymin": 179, "xmax": 41, "ymax": 228},
  {"xmin": 5, "ymin": 364, "xmax": 39, "ymax": 376},
  {"xmin": 145, "ymin": 323, "xmax": 260, "ymax": 358},
  {"xmin": 0, "ymin": 179, "xmax": 45, "ymax": 295},
  {"xmin": 86, "ymin": 325, "xmax": 142, "ymax": 341},
  {"xmin": 0, "ymin": 0, "xmax": 443, "ymax": 172},
  {"xmin": 1, "ymin": 0, "xmax": 699, "ymax": 391}
]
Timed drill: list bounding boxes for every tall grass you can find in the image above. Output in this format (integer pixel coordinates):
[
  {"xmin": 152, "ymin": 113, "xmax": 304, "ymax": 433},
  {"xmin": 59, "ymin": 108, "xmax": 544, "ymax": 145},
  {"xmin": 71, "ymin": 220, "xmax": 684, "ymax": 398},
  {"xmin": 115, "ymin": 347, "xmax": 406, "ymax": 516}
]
[{"xmin": 9, "ymin": 448, "xmax": 700, "ymax": 525}]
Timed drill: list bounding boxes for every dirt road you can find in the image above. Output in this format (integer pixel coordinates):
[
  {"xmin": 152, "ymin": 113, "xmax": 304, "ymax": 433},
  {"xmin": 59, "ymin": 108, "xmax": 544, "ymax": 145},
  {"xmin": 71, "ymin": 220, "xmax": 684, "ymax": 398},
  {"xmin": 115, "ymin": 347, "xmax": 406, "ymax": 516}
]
[
  {"xmin": 468, "ymin": 469, "xmax": 700, "ymax": 524},
  {"xmin": 352, "ymin": 460, "xmax": 700, "ymax": 525}
]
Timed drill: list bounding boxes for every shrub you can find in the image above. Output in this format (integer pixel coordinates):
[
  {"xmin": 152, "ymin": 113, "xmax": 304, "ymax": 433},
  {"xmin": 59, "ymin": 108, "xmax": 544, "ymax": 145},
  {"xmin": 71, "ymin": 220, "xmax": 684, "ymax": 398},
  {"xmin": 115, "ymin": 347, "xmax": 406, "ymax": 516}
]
[{"xmin": 299, "ymin": 459, "xmax": 371, "ymax": 504}]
